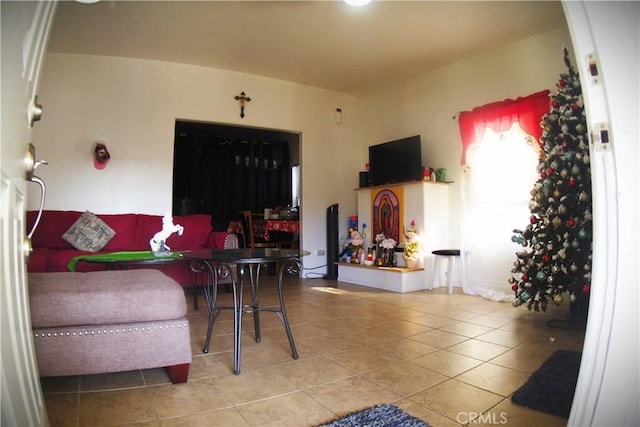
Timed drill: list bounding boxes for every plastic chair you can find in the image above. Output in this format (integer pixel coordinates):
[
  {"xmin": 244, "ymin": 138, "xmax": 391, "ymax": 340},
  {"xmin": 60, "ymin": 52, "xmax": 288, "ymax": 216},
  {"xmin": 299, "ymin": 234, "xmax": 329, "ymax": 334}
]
[{"xmin": 429, "ymin": 249, "xmax": 460, "ymax": 295}]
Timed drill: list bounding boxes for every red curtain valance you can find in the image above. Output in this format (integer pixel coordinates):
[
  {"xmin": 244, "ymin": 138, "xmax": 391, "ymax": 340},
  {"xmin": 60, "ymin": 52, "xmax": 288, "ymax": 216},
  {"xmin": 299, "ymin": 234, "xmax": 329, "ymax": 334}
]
[{"xmin": 458, "ymin": 90, "xmax": 550, "ymax": 164}]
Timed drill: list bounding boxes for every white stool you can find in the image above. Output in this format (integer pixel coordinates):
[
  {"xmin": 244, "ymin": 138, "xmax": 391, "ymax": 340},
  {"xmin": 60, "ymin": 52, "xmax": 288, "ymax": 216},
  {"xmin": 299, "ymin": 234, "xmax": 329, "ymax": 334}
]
[{"xmin": 430, "ymin": 249, "xmax": 460, "ymax": 294}]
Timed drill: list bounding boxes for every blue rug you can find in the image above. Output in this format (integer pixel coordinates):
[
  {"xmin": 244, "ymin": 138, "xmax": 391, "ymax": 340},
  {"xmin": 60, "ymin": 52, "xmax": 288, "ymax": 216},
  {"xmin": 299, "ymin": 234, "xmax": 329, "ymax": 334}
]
[{"xmin": 317, "ymin": 404, "xmax": 430, "ymax": 427}]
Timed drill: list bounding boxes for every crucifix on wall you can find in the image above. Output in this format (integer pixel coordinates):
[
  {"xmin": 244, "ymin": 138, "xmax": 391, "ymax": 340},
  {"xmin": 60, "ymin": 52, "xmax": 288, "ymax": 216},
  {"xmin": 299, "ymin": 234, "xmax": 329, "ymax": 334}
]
[{"xmin": 234, "ymin": 91, "xmax": 251, "ymax": 118}]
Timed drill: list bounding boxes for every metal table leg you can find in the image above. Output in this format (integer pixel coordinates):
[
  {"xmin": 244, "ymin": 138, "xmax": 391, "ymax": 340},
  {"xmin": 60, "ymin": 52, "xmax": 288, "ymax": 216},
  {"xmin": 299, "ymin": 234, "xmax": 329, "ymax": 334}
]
[
  {"xmin": 276, "ymin": 259, "xmax": 298, "ymax": 359},
  {"xmin": 234, "ymin": 264, "xmax": 245, "ymax": 374}
]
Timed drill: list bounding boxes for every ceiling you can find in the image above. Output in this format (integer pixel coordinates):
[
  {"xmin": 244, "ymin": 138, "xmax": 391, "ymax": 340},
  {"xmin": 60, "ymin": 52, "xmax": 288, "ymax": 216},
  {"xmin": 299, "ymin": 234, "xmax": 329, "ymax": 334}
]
[{"xmin": 47, "ymin": 1, "xmax": 567, "ymax": 98}]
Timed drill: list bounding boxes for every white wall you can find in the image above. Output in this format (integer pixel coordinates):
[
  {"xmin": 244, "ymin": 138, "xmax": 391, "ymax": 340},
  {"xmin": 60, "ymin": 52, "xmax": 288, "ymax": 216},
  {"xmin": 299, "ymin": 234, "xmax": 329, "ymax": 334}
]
[
  {"xmin": 361, "ymin": 27, "xmax": 574, "ymax": 291},
  {"xmin": 31, "ymin": 53, "xmax": 363, "ymax": 271}
]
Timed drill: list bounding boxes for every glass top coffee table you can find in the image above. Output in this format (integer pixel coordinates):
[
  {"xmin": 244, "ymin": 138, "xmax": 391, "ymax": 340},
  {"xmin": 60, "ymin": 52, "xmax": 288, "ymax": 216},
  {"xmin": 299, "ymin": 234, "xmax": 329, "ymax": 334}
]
[{"xmin": 181, "ymin": 248, "xmax": 310, "ymax": 374}]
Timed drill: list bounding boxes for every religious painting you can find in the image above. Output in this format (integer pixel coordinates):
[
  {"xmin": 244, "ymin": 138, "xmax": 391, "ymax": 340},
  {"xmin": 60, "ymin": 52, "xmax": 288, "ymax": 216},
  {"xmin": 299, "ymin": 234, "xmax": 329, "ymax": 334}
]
[{"xmin": 371, "ymin": 187, "xmax": 403, "ymax": 244}]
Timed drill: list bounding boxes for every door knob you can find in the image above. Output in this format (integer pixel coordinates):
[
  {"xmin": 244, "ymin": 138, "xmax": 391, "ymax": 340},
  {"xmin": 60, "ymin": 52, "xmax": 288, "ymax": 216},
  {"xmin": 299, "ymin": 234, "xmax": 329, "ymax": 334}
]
[
  {"xmin": 28, "ymin": 96, "xmax": 43, "ymax": 126},
  {"xmin": 24, "ymin": 143, "xmax": 48, "ymax": 244}
]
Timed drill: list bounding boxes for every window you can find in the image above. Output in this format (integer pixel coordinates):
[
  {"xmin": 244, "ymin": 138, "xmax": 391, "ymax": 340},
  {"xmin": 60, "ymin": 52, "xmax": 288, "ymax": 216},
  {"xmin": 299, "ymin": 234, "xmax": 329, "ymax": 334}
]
[{"xmin": 458, "ymin": 91, "xmax": 549, "ymax": 300}]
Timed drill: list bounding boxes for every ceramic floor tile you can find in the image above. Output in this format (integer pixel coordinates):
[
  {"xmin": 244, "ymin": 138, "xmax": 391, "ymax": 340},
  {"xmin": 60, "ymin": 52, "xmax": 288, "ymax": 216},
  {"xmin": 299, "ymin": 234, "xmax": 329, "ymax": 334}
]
[
  {"xmin": 376, "ymin": 319, "xmax": 432, "ymax": 337},
  {"xmin": 447, "ymin": 338, "xmax": 511, "ymax": 361},
  {"xmin": 426, "ymin": 307, "xmax": 479, "ymax": 322},
  {"xmin": 279, "ymin": 356, "xmax": 354, "ymax": 388},
  {"xmin": 324, "ymin": 348, "xmax": 401, "ymax": 374},
  {"xmin": 213, "ymin": 366, "xmax": 298, "ymax": 404},
  {"xmin": 236, "ymin": 340, "xmax": 299, "ymax": 370},
  {"xmin": 410, "ymin": 313, "xmax": 459, "ymax": 329},
  {"xmin": 408, "ymin": 379, "xmax": 504, "ymax": 421},
  {"xmin": 455, "ymin": 362, "xmax": 531, "ymax": 397},
  {"xmin": 296, "ymin": 334, "xmax": 368, "ymax": 355},
  {"xmin": 475, "ymin": 328, "xmax": 529, "ymax": 347},
  {"xmin": 363, "ymin": 362, "xmax": 448, "ymax": 397},
  {"xmin": 489, "ymin": 347, "xmax": 553, "ymax": 374},
  {"xmin": 305, "ymin": 375, "xmax": 402, "ymax": 416},
  {"xmin": 290, "ymin": 322, "xmax": 333, "ymax": 339},
  {"xmin": 464, "ymin": 314, "xmax": 512, "ymax": 329},
  {"xmin": 196, "ymin": 351, "xmax": 237, "ymax": 377},
  {"xmin": 308, "ymin": 318, "xmax": 373, "ymax": 336},
  {"xmin": 78, "ymin": 387, "xmax": 156, "ymax": 425},
  {"xmin": 347, "ymin": 328, "xmax": 412, "ymax": 346},
  {"xmin": 439, "ymin": 321, "xmax": 493, "ymax": 338},
  {"xmin": 371, "ymin": 337, "xmax": 440, "ymax": 360},
  {"xmin": 44, "ymin": 393, "xmax": 78, "ymax": 427},
  {"xmin": 394, "ymin": 399, "xmax": 462, "ymax": 427},
  {"xmin": 410, "ymin": 329, "xmax": 469, "ymax": 349},
  {"xmin": 147, "ymin": 377, "xmax": 233, "ymax": 419},
  {"xmin": 237, "ymin": 391, "xmax": 335, "ymax": 427},
  {"xmin": 411, "ymin": 349, "xmax": 484, "ymax": 378},
  {"xmin": 197, "ymin": 330, "xmax": 236, "ymax": 355},
  {"xmin": 160, "ymin": 407, "xmax": 250, "ymax": 427}
]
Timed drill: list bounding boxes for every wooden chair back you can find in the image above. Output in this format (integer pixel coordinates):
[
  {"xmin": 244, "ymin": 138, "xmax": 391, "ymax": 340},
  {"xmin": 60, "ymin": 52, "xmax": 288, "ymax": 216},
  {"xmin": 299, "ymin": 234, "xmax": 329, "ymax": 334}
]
[{"xmin": 239, "ymin": 210, "xmax": 279, "ymax": 248}]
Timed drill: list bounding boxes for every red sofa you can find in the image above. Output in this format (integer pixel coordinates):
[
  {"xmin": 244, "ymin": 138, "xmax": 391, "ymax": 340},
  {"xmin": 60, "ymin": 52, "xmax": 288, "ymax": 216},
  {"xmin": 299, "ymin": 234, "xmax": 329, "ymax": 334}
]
[{"xmin": 26, "ymin": 210, "xmax": 232, "ymax": 289}]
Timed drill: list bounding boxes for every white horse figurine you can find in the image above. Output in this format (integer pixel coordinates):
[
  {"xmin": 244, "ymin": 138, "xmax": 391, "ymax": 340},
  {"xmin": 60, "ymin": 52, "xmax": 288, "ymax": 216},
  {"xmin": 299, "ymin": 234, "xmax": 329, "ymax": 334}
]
[{"xmin": 150, "ymin": 213, "xmax": 184, "ymax": 253}]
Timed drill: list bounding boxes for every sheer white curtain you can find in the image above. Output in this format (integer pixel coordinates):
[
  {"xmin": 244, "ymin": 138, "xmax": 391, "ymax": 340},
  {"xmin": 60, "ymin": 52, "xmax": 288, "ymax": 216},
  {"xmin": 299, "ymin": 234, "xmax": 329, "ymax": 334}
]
[{"xmin": 460, "ymin": 123, "xmax": 540, "ymax": 301}]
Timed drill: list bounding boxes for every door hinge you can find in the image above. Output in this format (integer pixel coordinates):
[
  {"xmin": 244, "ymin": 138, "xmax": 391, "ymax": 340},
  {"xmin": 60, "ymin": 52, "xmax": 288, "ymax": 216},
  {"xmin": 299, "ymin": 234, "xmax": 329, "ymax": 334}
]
[
  {"xmin": 592, "ymin": 122, "xmax": 611, "ymax": 152},
  {"xmin": 587, "ymin": 53, "xmax": 601, "ymax": 85}
]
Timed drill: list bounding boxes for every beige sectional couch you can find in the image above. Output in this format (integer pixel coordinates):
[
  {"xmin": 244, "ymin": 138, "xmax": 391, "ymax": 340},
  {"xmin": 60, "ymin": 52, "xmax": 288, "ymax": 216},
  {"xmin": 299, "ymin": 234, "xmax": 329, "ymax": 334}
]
[{"xmin": 29, "ymin": 269, "xmax": 192, "ymax": 383}]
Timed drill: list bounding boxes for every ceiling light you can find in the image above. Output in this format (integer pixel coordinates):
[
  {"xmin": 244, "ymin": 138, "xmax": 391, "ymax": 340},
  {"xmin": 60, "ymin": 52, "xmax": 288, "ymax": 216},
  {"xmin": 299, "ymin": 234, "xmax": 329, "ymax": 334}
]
[{"xmin": 344, "ymin": 0, "xmax": 372, "ymax": 6}]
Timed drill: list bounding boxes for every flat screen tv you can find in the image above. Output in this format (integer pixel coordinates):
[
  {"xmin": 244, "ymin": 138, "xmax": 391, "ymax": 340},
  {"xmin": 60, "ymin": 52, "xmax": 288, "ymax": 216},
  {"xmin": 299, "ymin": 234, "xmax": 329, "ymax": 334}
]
[{"xmin": 368, "ymin": 135, "xmax": 423, "ymax": 186}]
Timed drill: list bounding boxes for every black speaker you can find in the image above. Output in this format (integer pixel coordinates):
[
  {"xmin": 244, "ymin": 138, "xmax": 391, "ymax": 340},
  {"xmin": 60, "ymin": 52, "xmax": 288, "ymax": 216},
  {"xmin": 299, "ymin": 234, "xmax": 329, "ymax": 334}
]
[
  {"xmin": 359, "ymin": 171, "xmax": 369, "ymax": 187},
  {"xmin": 324, "ymin": 203, "xmax": 339, "ymax": 279}
]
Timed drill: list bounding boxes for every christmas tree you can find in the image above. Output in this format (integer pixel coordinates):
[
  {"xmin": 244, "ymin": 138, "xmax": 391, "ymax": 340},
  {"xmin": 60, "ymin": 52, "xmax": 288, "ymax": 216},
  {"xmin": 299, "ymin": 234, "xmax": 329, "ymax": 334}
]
[{"xmin": 509, "ymin": 48, "xmax": 592, "ymax": 315}]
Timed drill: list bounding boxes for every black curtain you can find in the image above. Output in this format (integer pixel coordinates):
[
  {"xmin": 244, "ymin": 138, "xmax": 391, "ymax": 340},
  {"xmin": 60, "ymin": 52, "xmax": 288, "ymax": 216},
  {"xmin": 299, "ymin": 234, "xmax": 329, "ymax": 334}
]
[{"xmin": 173, "ymin": 128, "xmax": 291, "ymax": 231}]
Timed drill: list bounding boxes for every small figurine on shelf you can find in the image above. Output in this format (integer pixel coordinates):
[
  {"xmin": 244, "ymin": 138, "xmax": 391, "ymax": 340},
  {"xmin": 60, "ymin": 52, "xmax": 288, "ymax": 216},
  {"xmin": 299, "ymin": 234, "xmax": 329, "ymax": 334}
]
[
  {"xmin": 380, "ymin": 237, "xmax": 397, "ymax": 267},
  {"xmin": 403, "ymin": 220, "xmax": 420, "ymax": 268},
  {"xmin": 343, "ymin": 228, "xmax": 364, "ymax": 264},
  {"xmin": 364, "ymin": 247, "xmax": 375, "ymax": 266},
  {"xmin": 374, "ymin": 233, "xmax": 385, "ymax": 262}
]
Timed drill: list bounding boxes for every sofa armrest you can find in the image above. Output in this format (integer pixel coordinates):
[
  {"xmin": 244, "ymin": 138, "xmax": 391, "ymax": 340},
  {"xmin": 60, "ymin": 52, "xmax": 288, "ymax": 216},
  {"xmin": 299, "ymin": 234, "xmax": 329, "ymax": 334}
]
[{"xmin": 207, "ymin": 232, "xmax": 236, "ymax": 249}]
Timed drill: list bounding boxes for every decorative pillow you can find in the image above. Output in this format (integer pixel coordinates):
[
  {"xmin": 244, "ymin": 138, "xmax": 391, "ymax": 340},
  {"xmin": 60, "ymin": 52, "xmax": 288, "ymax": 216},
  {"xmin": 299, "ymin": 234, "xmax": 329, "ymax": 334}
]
[{"xmin": 62, "ymin": 211, "xmax": 116, "ymax": 252}]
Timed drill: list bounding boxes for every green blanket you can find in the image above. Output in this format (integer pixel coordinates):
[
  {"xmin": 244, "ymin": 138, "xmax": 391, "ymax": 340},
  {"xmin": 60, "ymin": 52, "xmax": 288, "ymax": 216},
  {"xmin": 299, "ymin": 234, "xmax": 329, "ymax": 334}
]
[{"xmin": 67, "ymin": 251, "xmax": 182, "ymax": 272}]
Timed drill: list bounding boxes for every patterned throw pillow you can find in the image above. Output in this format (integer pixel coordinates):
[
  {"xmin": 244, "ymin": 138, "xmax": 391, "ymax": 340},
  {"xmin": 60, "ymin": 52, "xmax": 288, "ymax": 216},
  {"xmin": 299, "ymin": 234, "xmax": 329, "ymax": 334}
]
[{"xmin": 62, "ymin": 211, "xmax": 116, "ymax": 252}]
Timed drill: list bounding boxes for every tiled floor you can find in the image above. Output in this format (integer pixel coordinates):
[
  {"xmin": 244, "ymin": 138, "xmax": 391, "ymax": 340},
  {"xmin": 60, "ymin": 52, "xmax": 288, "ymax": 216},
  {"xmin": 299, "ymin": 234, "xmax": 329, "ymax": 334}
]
[{"xmin": 41, "ymin": 275, "xmax": 585, "ymax": 426}]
